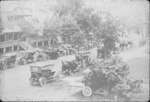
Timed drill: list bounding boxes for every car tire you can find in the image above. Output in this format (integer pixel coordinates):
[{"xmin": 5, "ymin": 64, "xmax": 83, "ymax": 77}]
[
  {"xmin": 20, "ymin": 59, "xmax": 26, "ymax": 65},
  {"xmin": 82, "ymin": 86, "xmax": 92, "ymax": 97},
  {"xmin": 39, "ymin": 77, "xmax": 46, "ymax": 87},
  {"xmin": 29, "ymin": 78, "xmax": 35, "ymax": 86}
]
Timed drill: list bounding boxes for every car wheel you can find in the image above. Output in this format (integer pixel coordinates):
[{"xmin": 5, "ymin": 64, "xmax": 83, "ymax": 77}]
[
  {"xmin": 21, "ymin": 59, "xmax": 26, "ymax": 65},
  {"xmin": 39, "ymin": 77, "xmax": 46, "ymax": 87},
  {"xmin": 29, "ymin": 78, "xmax": 35, "ymax": 86},
  {"xmin": 82, "ymin": 86, "xmax": 92, "ymax": 97},
  {"xmin": 2, "ymin": 64, "xmax": 6, "ymax": 70}
]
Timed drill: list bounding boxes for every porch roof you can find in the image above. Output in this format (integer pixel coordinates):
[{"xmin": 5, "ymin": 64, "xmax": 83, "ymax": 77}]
[{"xmin": 0, "ymin": 41, "xmax": 19, "ymax": 48}]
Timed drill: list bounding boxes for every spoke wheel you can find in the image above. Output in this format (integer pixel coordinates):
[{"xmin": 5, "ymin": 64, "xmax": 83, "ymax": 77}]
[
  {"xmin": 82, "ymin": 86, "xmax": 92, "ymax": 97},
  {"xmin": 39, "ymin": 77, "xmax": 46, "ymax": 87},
  {"xmin": 29, "ymin": 78, "xmax": 35, "ymax": 86}
]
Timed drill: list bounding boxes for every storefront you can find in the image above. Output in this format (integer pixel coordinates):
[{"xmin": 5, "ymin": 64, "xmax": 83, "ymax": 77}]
[
  {"xmin": 0, "ymin": 31, "xmax": 22, "ymax": 42},
  {"xmin": 0, "ymin": 41, "xmax": 23, "ymax": 55}
]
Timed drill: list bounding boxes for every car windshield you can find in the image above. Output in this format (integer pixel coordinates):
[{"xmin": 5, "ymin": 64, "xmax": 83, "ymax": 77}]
[
  {"xmin": 30, "ymin": 64, "xmax": 54, "ymax": 72},
  {"xmin": 30, "ymin": 66, "xmax": 40, "ymax": 72}
]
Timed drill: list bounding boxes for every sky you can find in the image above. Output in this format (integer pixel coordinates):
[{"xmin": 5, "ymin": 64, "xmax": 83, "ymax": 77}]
[
  {"xmin": 0, "ymin": 0, "xmax": 149, "ymax": 31},
  {"xmin": 85, "ymin": 0, "xmax": 149, "ymax": 27}
]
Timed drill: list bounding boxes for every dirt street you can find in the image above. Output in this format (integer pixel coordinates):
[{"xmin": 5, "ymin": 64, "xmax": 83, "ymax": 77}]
[{"xmin": 0, "ymin": 46, "xmax": 149, "ymax": 101}]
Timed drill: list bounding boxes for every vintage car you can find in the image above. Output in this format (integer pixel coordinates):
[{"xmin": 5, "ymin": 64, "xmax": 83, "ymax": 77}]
[
  {"xmin": 17, "ymin": 50, "xmax": 35, "ymax": 65},
  {"xmin": 62, "ymin": 60, "xmax": 80, "ymax": 75},
  {"xmin": 17, "ymin": 48, "xmax": 47, "ymax": 65},
  {"xmin": 59, "ymin": 55, "xmax": 81, "ymax": 75},
  {"xmin": 56, "ymin": 47, "xmax": 67, "ymax": 57},
  {"xmin": 33, "ymin": 51, "xmax": 49, "ymax": 62},
  {"xmin": 81, "ymin": 60, "xmax": 142, "ymax": 101},
  {"xmin": 81, "ymin": 68, "xmax": 119, "ymax": 97},
  {"xmin": 29, "ymin": 60, "xmax": 62, "ymax": 86},
  {"xmin": 43, "ymin": 49, "xmax": 59, "ymax": 60},
  {"xmin": 0, "ymin": 53, "xmax": 17, "ymax": 70},
  {"xmin": 0, "ymin": 58, "xmax": 7, "ymax": 70},
  {"xmin": 56, "ymin": 44, "xmax": 76, "ymax": 57}
]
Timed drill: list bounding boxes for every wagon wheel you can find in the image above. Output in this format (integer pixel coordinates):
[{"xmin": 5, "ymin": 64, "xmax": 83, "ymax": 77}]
[
  {"xmin": 82, "ymin": 86, "xmax": 92, "ymax": 97},
  {"xmin": 39, "ymin": 77, "xmax": 46, "ymax": 87}
]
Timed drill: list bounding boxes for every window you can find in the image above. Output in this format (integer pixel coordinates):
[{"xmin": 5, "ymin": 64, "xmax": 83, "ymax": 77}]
[
  {"xmin": 14, "ymin": 33, "xmax": 17, "ymax": 40},
  {"xmin": 8, "ymin": 33, "xmax": 13, "ymax": 40},
  {"xmin": 19, "ymin": 46, "xmax": 24, "ymax": 50},
  {"xmin": 11, "ymin": 32, "xmax": 13, "ymax": 40},
  {"xmin": 14, "ymin": 33, "xmax": 21, "ymax": 40},
  {"xmin": 33, "ymin": 42, "xmax": 36, "ymax": 47},
  {"xmin": 17, "ymin": 33, "xmax": 21, "ymax": 39},
  {"xmin": 5, "ymin": 46, "xmax": 12, "ymax": 53},
  {"xmin": 0, "ymin": 48, "xmax": 4, "ymax": 54},
  {"xmin": 44, "ymin": 41, "xmax": 48, "ymax": 46},
  {"xmin": 38, "ymin": 41, "xmax": 42, "ymax": 47},
  {"xmin": 0, "ymin": 34, "xmax": 5, "ymax": 42},
  {"xmin": 48, "ymin": 41, "xmax": 51, "ymax": 46},
  {"xmin": 51, "ymin": 39, "xmax": 54, "ymax": 45},
  {"xmin": 5, "ymin": 33, "xmax": 9, "ymax": 41},
  {"xmin": 0, "ymin": 35, "xmax": 3, "ymax": 42},
  {"xmin": 14, "ymin": 45, "xmax": 18, "ymax": 51}
]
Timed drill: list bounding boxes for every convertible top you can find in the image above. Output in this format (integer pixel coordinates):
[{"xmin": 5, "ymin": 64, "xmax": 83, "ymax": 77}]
[
  {"xmin": 31, "ymin": 60, "xmax": 57, "ymax": 67},
  {"xmin": 58, "ymin": 55, "xmax": 76, "ymax": 62},
  {"xmin": 30, "ymin": 59, "xmax": 62, "ymax": 73}
]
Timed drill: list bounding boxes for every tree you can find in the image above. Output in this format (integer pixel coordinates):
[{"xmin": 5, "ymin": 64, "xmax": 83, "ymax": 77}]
[
  {"xmin": 0, "ymin": 12, "xmax": 4, "ymax": 33},
  {"xmin": 54, "ymin": 0, "xmax": 83, "ymax": 17},
  {"xmin": 45, "ymin": 0, "xmax": 122, "ymax": 58},
  {"xmin": 75, "ymin": 9, "xmax": 121, "ymax": 58}
]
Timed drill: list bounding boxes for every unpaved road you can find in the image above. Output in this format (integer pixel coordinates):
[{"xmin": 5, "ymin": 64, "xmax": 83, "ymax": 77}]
[
  {"xmin": 0, "ymin": 46, "xmax": 149, "ymax": 101},
  {"xmin": 0, "ymin": 64, "xmax": 83, "ymax": 101}
]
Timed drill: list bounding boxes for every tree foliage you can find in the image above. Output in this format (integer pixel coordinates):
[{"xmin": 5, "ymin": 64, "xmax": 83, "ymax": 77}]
[{"xmin": 45, "ymin": 0, "xmax": 122, "ymax": 58}]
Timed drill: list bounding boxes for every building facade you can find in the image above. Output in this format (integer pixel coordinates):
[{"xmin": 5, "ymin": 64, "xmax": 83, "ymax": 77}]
[
  {"xmin": 25, "ymin": 34, "xmax": 59, "ymax": 49},
  {"xmin": 0, "ymin": 28, "xmax": 23, "ymax": 55}
]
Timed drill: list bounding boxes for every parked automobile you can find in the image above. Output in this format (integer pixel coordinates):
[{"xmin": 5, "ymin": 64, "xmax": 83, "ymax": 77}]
[
  {"xmin": 17, "ymin": 51, "xmax": 35, "ymax": 65},
  {"xmin": 29, "ymin": 60, "xmax": 62, "ymax": 86},
  {"xmin": 62, "ymin": 60, "xmax": 80, "ymax": 75},
  {"xmin": 59, "ymin": 54, "xmax": 81, "ymax": 75},
  {"xmin": 81, "ymin": 68, "xmax": 119, "ymax": 97},
  {"xmin": 43, "ymin": 49, "xmax": 59, "ymax": 60},
  {"xmin": 81, "ymin": 58, "xmax": 142, "ymax": 101},
  {"xmin": 6, "ymin": 55, "xmax": 16, "ymax": 68},
  {"xmin": 0, "ymin": 57, "xmax": 7, "ymax": 70},
  {"xmin": 0, "ymin": 53, "xmax": 17, "ymax": 70},
  {"xmin": 33, "ymin": 51, "xmax": 49, "ymax": 62}
]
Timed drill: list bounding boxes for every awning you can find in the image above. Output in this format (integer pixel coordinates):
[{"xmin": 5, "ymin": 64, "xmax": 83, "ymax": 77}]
[{"xmin": 0, "ymin": 41, "xmax": 20, "ymax": 48}]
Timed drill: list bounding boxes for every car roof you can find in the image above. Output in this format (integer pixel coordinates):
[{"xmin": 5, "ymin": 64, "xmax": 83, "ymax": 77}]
[
  {"xmin": 3, "ymin": 52, "xmax": 17, "ymax": 57},
  {"xmin": 30, "ymin": 60, "xmax": 57, "ymax": 67}
]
